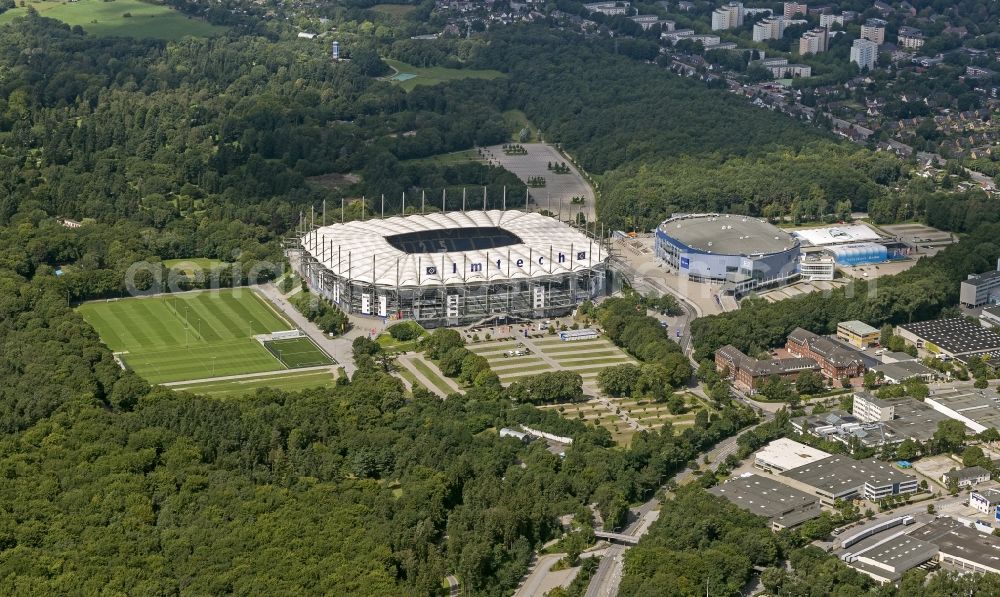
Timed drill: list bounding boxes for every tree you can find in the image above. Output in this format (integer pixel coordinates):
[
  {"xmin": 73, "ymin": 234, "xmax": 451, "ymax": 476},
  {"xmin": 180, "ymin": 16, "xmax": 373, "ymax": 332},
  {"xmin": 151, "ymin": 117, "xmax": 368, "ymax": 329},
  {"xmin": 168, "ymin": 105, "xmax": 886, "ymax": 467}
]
[
  {"xmin": 932, "ymin": 420, "xmax": 967, "ymax": 454},
  {"xmin": 794, "ymin": 370, "xmax": 824, "ymax": 396},
  {"xmin": 963, "ymin": 446, "xmax": 988, "ymax": 468},
  {"xmin": 597, "ymin": 364, "xmax": 641, "ymax": 397},
  {"xmin": 896, "ymin": 438, "xmax": 920, "ymax": 461}
]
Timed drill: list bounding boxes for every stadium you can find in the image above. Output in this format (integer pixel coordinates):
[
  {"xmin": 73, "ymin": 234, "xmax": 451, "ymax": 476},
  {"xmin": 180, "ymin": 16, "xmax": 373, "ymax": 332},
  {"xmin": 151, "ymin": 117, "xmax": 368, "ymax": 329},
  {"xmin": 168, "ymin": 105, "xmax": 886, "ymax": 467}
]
[
  {"xmin": 296, "ymin": 210, "xmax": 608, "ymax": 327},
  {"xmin": 654, "ymin": 213, "xmax": 800, "ymax": 295}
]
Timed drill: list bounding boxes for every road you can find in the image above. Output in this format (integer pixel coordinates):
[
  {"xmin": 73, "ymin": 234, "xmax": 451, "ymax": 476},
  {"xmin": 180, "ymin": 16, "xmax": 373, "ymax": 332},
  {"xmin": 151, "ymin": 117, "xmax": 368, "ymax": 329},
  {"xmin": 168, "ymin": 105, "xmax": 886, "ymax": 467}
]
[{"xmin": 445, "ymin": 574, "xmax": 460, "ymax": 597}]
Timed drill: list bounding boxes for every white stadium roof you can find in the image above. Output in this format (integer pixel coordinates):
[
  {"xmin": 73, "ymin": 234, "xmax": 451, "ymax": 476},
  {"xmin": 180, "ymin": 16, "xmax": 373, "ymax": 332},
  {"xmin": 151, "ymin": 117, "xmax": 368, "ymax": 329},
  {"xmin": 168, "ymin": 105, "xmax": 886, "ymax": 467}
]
[
  {"xmin": 301, "ymin": 210, "xmax": 603, "ymax": 287},
  {"xmin": 791, "ymin": 224, "xmax": 882, "ymax": 246}
]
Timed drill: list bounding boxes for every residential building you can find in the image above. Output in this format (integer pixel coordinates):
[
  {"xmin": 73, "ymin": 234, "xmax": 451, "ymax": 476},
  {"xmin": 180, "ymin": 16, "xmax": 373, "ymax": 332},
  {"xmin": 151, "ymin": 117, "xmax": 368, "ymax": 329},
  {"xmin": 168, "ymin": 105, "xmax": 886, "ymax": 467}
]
[
  {"xmin": 783, "ymin": 1, "xmax": 806, "ymax": 18},
  {"xmin": 961, "ymin": 265, "xmax": 1000, "ymax": 308},
  {"xmin": 799, "ymin": 254, "xmax": 835, "ymax": 281},
  {"xmin": 860, "ymin": 18, "xmax": 886, "ymax": 44},
  {"xmin": 897, "ymin": 27, "xmax": 925, "ymax": 51},
  {"xmin": 753, "ymin": 438, "xmax": 830, "ymax": 473},
  {"xmin": 631, "ymin": 15, "xmax": 664, "ymax": 30},
  {"xmin": 799, "ymin": 28, "xmax": 829, "ymax": 54},
  {"xmin": 786, "ymin": 328, "xmax": 867, "ymax": 379},
  {"xmin": 583, "ymin": 1, "xmax": 630, "ymax": 15},
  {"xmin": 715, "ymin": 344, "xmax": 819, "ymax": 394},
  {"xmin": 819, "ymin": 13, "xmax": 843, "ymax": 28},
  {"xmin": 896, "ymin": 318, "xmax": 1000, "ymax": 359},
  {"xmin": 704, "ymin": 41, "xmax": 738, "ymax": 50},
  {"xmin": 837, "ymin": 320, "xmax": 879, "ymax": 349},
  {"xmin": 851, "ymin": 38, "xmax": 879, "ymax": 71},
  {"xmin": 661, "ymin": 29, "xmax": 695, "ymax": 44},
  {"xmin": 910, "ymin": 517, "xmax": 1000, "ymax": 575},
  {"xmin": 942, "ymin": 466, "xmax": 991, "ymax": 488},
  {"xmin": 753, "ymin": 17, "xmax": 786, "ymax": 41},
  {"xmin": 709, "ymin": 473, "xmax": 821, "ymax": 530},
  {"xmin": 781, "ymin": 455, "xmax": 918, "ymax": 505},
  {"xmin": 676, "ymin": 0, "xmax": 694, "ymax": 10},
  {"xmin": 853, "ymin": 391, "xmax": 894, "ymax": 423},
  {"xmin": 711, "ymin": 2, "xmax": 744, "ymax": 30},
  {"xmin": 966, "ymin": 65, "xmax": 997, "ymax": 79},
  {"xmin": 57, "ymin": 217, "xmax": 82, "ymax": 229},
  {"xmin": 970, "ymin": 488, "xmax": 1000, "ymax": 515},
  {"xmin": 690, "ymin": 34, "xmax": 721, "ymax": 46}
]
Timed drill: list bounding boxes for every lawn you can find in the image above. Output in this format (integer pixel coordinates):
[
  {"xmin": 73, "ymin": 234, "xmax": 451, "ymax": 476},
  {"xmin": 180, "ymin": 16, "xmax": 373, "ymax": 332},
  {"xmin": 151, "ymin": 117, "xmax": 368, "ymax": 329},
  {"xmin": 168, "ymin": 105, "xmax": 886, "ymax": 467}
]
[
  {"xmin": 162, "ymin": 258, "xmax": 224, "ymax": 277},
  {"xmin": 407, "ymin": 358, "xmax": 456, "ymax": 396},
  {"xmin": 170, "ymin": 370, "xmax": 336, "ymax": 399},
  {"xmin": 78, "ymin": 289, "xmax": 294, "ymax": 384},
  {"xmin": 370, "ymin": 3, "xmax": 416, "ymax": 17},
  {"xmin": 403, "ymin": 149, "xmax": 483, "ymax": 167},
  {"xmin": 0, "ymin": 0, "xmax": 226, "ymax": 39},
  {"xmin": 264, "ymin": 337, "xmax": 332, "ymax": 368},
  {"xmin": 383, "ymin": 59, "xmax": 505, "ymax": 92}
]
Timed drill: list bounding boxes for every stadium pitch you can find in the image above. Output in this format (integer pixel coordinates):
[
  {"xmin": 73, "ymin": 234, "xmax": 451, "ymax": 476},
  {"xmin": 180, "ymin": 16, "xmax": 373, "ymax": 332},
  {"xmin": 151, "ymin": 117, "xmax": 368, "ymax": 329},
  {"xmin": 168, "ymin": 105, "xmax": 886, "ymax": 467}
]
[{"xmin": 78, "ymin": 289, "xmax": 331, "ymax": 384}]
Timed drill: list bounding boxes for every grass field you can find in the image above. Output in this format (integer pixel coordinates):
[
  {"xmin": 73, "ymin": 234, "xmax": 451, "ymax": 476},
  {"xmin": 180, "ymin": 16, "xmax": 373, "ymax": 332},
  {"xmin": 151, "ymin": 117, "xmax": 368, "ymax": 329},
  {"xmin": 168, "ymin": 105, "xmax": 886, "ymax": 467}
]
[
  {"xmin": 264, "ymin": 337, "xmax": 332, "ymax": 368},
  {"xmin": 406, "ymin": 357, "xmax": 456, "ymax": 396},
  {"xmin": 370, "ymin": 3, "xmax": 416, "ymax": 17},
  {"xmin": 403, "ymin": 149, "xmax": 483, "ymax": 167},
  {"xmin": 384, "ymin": 59, "xmax": 505, "ymax": 92},
  {"xmin": 170, "ymin": 370, "xmax": 336, "ymax": 398},
  {"xmin": 78, "ymin": 289, "xmax": 296, "ymax": 384},
  {"xmin": 0, "ymin": 0, "xmax": 226, "ymax": 39}
]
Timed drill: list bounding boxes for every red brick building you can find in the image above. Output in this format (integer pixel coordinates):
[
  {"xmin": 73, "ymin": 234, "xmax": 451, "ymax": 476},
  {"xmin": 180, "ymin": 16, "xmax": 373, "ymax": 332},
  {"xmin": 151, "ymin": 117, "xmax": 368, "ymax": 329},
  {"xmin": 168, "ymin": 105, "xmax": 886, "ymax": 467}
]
[
  {"xmin": 785, "ymin": 328, "xmax": 866, "ymax": 380},
  {"xmin": 715, "ymin": 344, "xmax": 819, "ymax": 394}
]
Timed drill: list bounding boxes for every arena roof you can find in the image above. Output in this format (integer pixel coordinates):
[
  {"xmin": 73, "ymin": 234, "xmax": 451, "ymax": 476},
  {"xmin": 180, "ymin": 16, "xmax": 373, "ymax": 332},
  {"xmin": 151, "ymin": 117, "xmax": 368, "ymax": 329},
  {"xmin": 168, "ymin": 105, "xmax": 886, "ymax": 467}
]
[
  {"xmin": 792, "ymin": 224, "xmax": 882, "ymax": 246},
  {"xmin": 301, "ymin": 210, "xmax": 603, "ymax": 287},
  {"xmin": 658, "ymin": 214, "xmax": 796, "ymax": 256}
]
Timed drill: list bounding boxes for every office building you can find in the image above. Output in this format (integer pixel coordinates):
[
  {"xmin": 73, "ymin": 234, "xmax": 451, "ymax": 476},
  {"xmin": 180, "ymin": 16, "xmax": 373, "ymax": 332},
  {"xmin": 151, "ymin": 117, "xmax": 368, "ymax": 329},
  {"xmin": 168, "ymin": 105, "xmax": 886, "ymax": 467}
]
[
  {"xmin": 799, "ymin": 27, "xmax": 829, "ymax": 54},
  {"xmin": 860, "ymin": 18, "xmax": 886, "ymax": 44},
  {"xmin": 753, "ymin": 438, "xmax": 830, "ymax": 473},
  {"xmin": 981, "ymin": 305, "xmax": 1000, "ymax": 327},
  {"xmin": 711, "ymin": 2, "xmax": 744, "ymax": 30},
  {"xmin": 898, "ymin": 27, "xmax": 925, "ymax": 51},
  {"xmin": 851, "ymin": 38, "xmax": 879, "ymax": 71},
  {"xmin": 942, "ymin": 466, "xmax": 990, "ymax": 489},
  {"xmin": 753, "ymin": 17, "xmax": 786, "ymax": 41},
  {"xmin": 837, "ymin": 320, "xmax": 879, "ymax": 349},
  {"xmin": 715, "ymin": 345, "xmax": 819, "ymax": 394},
  {"xmin": 781, "ymin": 455, "xmax": 918, "ymax": 505},
  {"xmin": 853, "ymin": 391, "xmax": 894, "ymax": 423},
  {"xmin": 709, "ymin": 473, "xmax": 821, "ymax": 530},
  {"xmin": 799, "ymin": 254, "xmax": 835, "ymax": 281},
  {"xmin": 896, "ymin": 318, "xmax": 1000, "ymax": 359},
  {"xmin": 961, "ymin": 263, "xmax": 1000, "ymax": 308},
  {"xmin": 783, "ymin": 1, "xmax": 807, "ymax": 18},
  {"xmin": 786, "ymin": 328, "xmax": 867, "ymax": 379},
  {"xmin": 970, "ymin": 488, "xmax": 1000, "ymax": 515}
]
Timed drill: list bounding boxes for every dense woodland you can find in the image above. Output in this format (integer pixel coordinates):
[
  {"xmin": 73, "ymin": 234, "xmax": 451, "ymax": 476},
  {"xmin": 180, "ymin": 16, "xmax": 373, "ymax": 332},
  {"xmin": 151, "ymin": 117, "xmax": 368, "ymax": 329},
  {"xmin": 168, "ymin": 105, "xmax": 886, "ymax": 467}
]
[{"xmin": 5, "ymin": 6, "xmax": 1000, "ymax": 595}]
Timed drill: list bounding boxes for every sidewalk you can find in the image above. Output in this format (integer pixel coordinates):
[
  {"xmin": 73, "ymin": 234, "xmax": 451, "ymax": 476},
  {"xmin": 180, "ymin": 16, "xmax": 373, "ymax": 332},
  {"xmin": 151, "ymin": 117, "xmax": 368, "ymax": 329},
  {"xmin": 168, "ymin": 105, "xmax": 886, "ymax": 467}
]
[{"xmin": 255, "ymin": 283, "xmax": 361, "ymax": 375}]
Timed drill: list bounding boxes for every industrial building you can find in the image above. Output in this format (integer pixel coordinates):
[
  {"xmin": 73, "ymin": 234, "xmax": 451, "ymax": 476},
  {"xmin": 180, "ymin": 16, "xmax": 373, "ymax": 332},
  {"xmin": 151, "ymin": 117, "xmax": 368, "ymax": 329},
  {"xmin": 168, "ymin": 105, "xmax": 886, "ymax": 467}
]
[
  {"xmin": 871, "ymin": 360, "xmax": 937, "ymax": 384},
  {"xmin": 896, "ymin": 318, "xmax": 1000, "ymax": 359},
  {"xmin": 924, "ymin": 387, "xmax": 1000, "ymax": 434},
  {"xmin": 655, "ymin": 214, "xmax": 800, "ymax": 295},
  {"xmin": 909, "ymin": 517, "xmax": 1000, "ymax": 575},
  {"xmin": 970, "ymin": 488, "xmax": 1000, "ymax": 516},
  {"xmin": 941, "ymin": 466, "xmax": 991, "ymax": 489},
  {"xmin": 841, "ymin": 531, "xmax": 937, "ymax": 583},
  {"xmin": 781, "ymin": 455, "xmax": 918, "ymax": 505},
  {"xmin": 709, "ymin": 473, "xmax": 821, "ymax": 531},
  {"xmin": 297, "ymin": 210, "xmax": 607, "ymax": 327},
  {"xmin": 753, "ymin": 438, "xmax": 830, "ymax": 473},
  {"xmin": 853, "ymin": 391, "xmax": 894, "ymax": 423}
]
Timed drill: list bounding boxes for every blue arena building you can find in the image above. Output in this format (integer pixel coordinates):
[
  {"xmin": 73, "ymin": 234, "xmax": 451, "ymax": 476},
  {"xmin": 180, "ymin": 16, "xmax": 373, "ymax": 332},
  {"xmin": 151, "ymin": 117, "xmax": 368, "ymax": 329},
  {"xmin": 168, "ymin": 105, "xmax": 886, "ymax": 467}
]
[{"xmin": 655, "ymin": 214, "xmax": 800, "ymax": 296}]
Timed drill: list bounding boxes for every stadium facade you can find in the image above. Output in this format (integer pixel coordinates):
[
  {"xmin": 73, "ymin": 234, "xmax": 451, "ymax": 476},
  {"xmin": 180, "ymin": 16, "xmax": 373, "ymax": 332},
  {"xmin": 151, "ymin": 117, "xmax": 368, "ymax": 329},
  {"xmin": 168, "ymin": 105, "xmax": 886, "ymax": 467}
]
[
  {"xmin": 296, "ymin": 210, "xmax": 608, "ymax": 327},
  {"xmin": 654, "ymin": 213, "xmax": 800, "ymax": 295}
]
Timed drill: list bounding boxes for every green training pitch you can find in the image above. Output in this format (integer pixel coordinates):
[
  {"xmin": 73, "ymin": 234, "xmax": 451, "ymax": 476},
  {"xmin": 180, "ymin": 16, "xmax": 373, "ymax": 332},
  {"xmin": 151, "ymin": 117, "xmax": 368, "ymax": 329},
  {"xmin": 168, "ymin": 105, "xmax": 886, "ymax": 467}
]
[
  {"xmin": 78, "ymin": 289, "xmax": 294, "ymax": 384},
  {"xmin": 0, "ymin": 0, "xmax": 226, "ymax": 39},
  {"xmin": 170, "ymin": 370, "xmax": 337, "ymax": 399},
  {"xmin": 383, "ymin": 59, "xmax": 505, "ymax": 92},
  {"xmin": 264, "ymin": 337, "xmax": 333, "ymax": 368}
]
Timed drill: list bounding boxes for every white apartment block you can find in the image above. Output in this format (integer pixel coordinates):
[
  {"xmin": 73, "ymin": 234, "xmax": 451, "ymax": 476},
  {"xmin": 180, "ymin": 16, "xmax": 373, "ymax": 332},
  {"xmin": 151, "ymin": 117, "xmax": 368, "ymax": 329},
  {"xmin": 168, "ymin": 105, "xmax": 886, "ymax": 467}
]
[
  {"xmin": 711, "ymin": 2, "xmax": 744, "ymax": 30},
  {"xmin": 753, "ymin": 17, "xmax": 785, "ymax": 41},
  {"xmin": 819, "ymin": 13, "xmax": 844, "ymax": 28},
  {"xmin": 851, "ymin": 38, "xmax": 878, "ymax": 71},
  {"xmin": 783, "ymin": 1, "xmax": 806, "ymax": 18},
  {"xmin": 799, "ymin": 28, "xmax": 828, "ymax": 54},
  {"xmin": 861, "ymin": 19, "xmax": 886, "ymax": 44}
]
